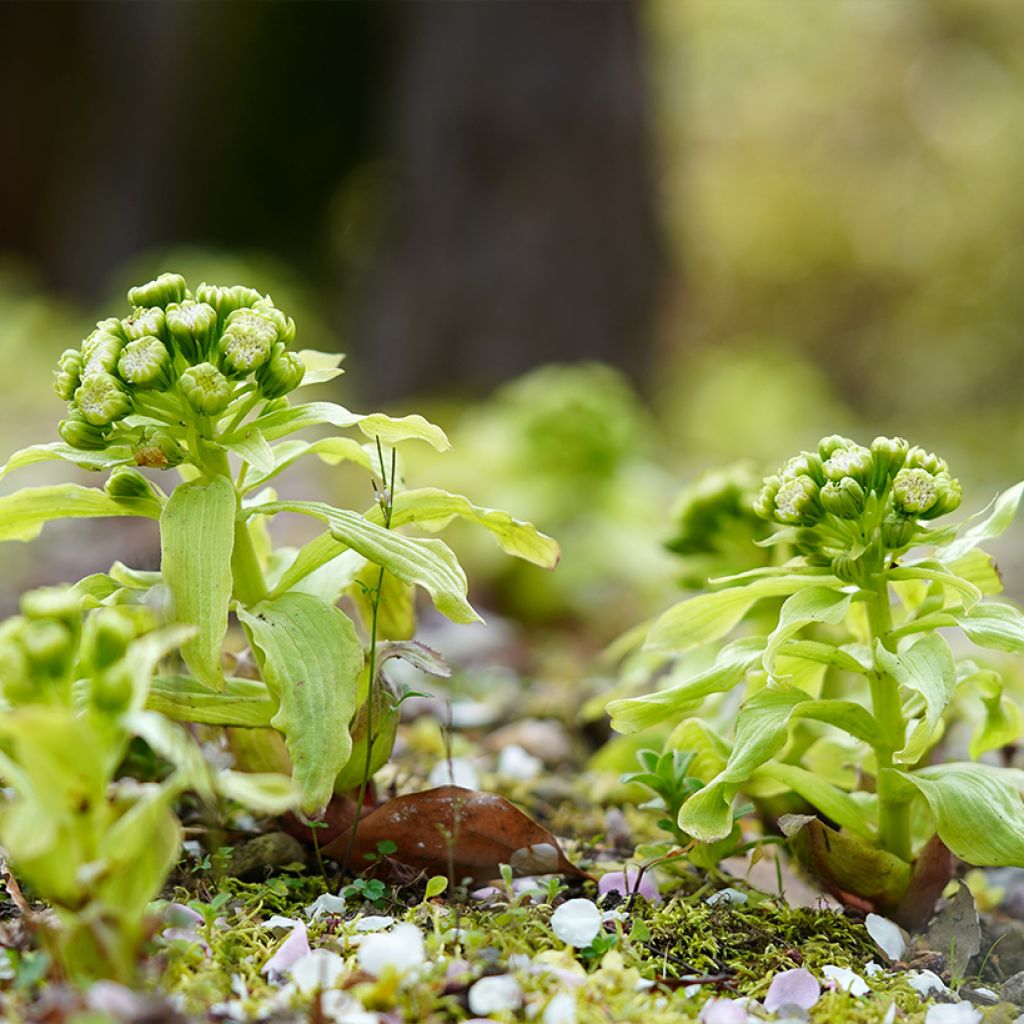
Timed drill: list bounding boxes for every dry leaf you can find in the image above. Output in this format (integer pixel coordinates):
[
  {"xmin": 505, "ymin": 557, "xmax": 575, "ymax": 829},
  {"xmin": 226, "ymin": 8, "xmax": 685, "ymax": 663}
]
[{"xmin": 321, "ymin": 785, "xmax": 588, "ymax": 884}]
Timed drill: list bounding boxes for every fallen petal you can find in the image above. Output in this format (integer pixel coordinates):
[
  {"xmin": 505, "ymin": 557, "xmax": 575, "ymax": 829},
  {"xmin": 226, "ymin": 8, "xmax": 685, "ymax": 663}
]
[
  {"xmin": 865, "ymin": 913, "xmax": 907, "ymax": 962},
  {"xmin": 357, "ymin": 922, "xmax": 425, "ymax": 978},
  {"xmin": 907, "ymin": 970, "xmax": 948, "ymax": 997},
  {"xmin": 705, "ymin": 887, "xmax": 748, "ymax": 907},
  {"xmin": 262, "ymin": 921, "xmax": 310, "ymax": 977},
  {"xmin": 598, "ymin": 866, "xmax": 661, "ymax": 905},
  {"xmin": 925, "ymin": 1005, "xmax": 982, "ymax": 1024},
  {"xmin": 290, "ymin": 949, "xmax": 347, "ymax": 995},
  {"xmin": 699, "ymin": 996, "xmax": 751, "ymax": 1023},
  {"xmin": 497, "ymin": 744, "xmax": 543, "ymax": 780},
  {"xmin": 551, "ymin": 899, "xmax": 603, "ymax": 948},
  {"xmin": 822, "ymin": 965, "xmax": 869, "ymax": 996},
  {"xmin": 763, "ymin": 968, "xmax": 821, "ymax": 1012},
  {"xmin": 306, "ymin": 893, "xmax": 346, "ymax": 921},
  {"xmin": 543, "ymin": 991, "xmax": 577, "ymax": 1024},
  {"xmin": 468, "ymin": 974, "xmax": 523, "ymax": 1016},
  {"xmin": 354, "ymin": 915, "xmax": 394, "ymax": 932}
]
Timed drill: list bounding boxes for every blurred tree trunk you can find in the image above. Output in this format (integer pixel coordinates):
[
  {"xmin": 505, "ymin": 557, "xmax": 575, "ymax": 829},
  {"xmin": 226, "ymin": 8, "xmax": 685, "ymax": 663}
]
[{"xmin": 357, "ymin": 1, "xmax": 663, "ymax": 400}]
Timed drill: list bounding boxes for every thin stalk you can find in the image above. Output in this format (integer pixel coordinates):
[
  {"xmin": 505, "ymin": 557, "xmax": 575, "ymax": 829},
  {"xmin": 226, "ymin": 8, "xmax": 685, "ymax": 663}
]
[
  {"xmin": 866, "ymin": 581, "xmax": 911, "ymax": 862},
  {"xmin": 341, "ymin": 440, "xmax": 395, "ymax": 872}
]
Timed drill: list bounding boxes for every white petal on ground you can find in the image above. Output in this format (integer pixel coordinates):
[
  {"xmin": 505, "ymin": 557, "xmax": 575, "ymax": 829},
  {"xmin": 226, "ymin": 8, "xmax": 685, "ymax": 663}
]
[
  {"xmin": 354, "ymin": 915, "xmax": 394, "ymax": 932},
  {"xmin": 925, "ymin": 1005, "xmax": 982, "ymax": 1024},
  {"xmin": 86, "ymin": 982, "xmax": 148, "ymax": 1018},
  {"xmin": 550, "ymin": 899, "xmax": 603, "ymax": 947},
  {"xmin": 906, "ymin": 970, "xmax": 948, "ymax": 997},
  {"xmin": 882, "ymin": 1003, "xmax": 896, "ymax": 1024},
  {"xmin": 497, "ymin": 743, "xmax": 543, "ymax": 780},
  {"xmin": 428, "ymin": 757, "xmax": 480, "ymax": 790},
  {"xmin": 321, "ymin": 990, "xmax": 378, "ymax": 1024},
  {"xmin": 763, "ymin": 968, "xmax": 821, "ymax": 1012},
  {"xmin": 864, "ymin": 961, "xmax": 885, "ymax": 976},
  {"xmin": 306, "ymin": 893, "xmax": 346, "ymax": 921},
  {"xmin": 543, "ymin": 991, "xmax": 577, "ymax": 1024},
  {"xmin": 822, "ymin": 965, "xmax": 869, "ymax": 996},
  {"xmin": 865, "ymin": 913, "xmax": 907, "ymax": 962},
  {"xmin": 468, "ymin": 974, "xmax": 524, "ymax": 1016},
  {"xmin": 289, "ymin": 949, "xmax": 347, "ymax": 995},
  {"xmin": 699, "ymin": 996, "xmax": 752, "ymax": 1023},
  {"xmin": 262, "ymin": 921, "xmax": 310, "ymax": 977},
  {"xmin": 705, "ymin": 888, "xmax": 748, "ymax": 907},
  {"xmin": 357, "ymin": 922, "xmax": 426, "ymax": 978},
  {"xmin": 262, "ymin": 915, "xmax": 301, "ymax": 934}
]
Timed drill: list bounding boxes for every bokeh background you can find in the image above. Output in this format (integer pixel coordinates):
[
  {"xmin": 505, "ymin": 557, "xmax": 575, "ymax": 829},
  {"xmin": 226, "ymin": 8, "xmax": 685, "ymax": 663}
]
[{"xmin": 2, "ymin": 0, "xmax": 1022, "ymax": 622}]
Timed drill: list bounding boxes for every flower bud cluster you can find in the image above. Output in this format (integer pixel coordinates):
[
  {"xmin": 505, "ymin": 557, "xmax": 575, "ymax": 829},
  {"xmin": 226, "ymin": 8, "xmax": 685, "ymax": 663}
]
[
  {"xmin": 55, "ymin": 273, "xmax": 302, "ymax": 455},
  {"xmin": 754, "ymin": 436, "xmax": 962, "ymax": 568}
]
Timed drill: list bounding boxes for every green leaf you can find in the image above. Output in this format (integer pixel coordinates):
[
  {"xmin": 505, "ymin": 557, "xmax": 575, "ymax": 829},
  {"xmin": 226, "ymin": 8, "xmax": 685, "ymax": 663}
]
[
  {"xmin": 217, "ymin": 770, "xmax": 298, "ymax": 814},
  {"xmin": 963, "ymin": 668, "xmax": 1023, "ymax": 760},
  {"xmin": 120, "ymin": 624, "xmax": 196, "ymax": 712},
  {"xmin": 160, "ymin": 476, "xmax": 237, "ymax": 690},
  {"xmin": 0, "ymin": 441, "xmax": 134, "ymax": 481},
  {"xmin": 237, "ymin": 593, "xmax": 364, "ymax": 815},
  {"xmin": 888, "ymin": 561, "xmax": 982, "ymax": 612},
  {"xmin": 369, "ymin": 487, "xmax": 560, "ymax": 570},
  {"xmin": 608, "ymin": 637, "xmax": 765, "ymax": 734},
  {"xmin": 946, "ymin": 548, "xmax": 1003, "ymax": 597},
  {"xmin": 789, "ymin": 700, "xmax": 883, "ymax": 747},
  {"xmin": 756, "ymin": 761, "xmax": 875, "ymax": 840},
  {"xmin": 239, "ymin": 401, "xmax": 450, "ymax": 450},
  {"xmin": 955, "ymin": 602, "xmax": 1024, "ymax": 655},
  {"xmin": 123, "ymin": 710, "xmax": 214, "ymax": 801},
  {"xmin": 646, "ymin": 575, "xmax": 842, "ymax": 652},
  {"xmin": 297, "ymin": 349, "xmax": 345, "ymax": 386},
  {"xmin": 875, "ymin": 634, "xmax": 956, "ymax": 764},
  {"xmin": 245, "ymin": 437, "xmax": 372, "ymax": 490},
  {"xmin": 378, "ymin": 640, "xmax": 451, "ymax": 678},
  {"xmin": 424, "ymin": 876, "xmax": 448, "ymax": 900},
  {"xmin": 0, "ymin": 484, "xmax": 161, "ymax": 542},
  {"xmin": 222, "ymin": 427, "xmax": 274, "ymax": 476},
  {"xmin": 897, "ymin": 763, "xmax": 1024, "ymax": 866},
  {"xmin": 763, "ymin": 587, "xmax": 853, "ymax": 671},
  {"xmin": 250, "ymin": 500, "xmax": 480, "ymax": 624},
  {"xmin": 939, "ymin": 482, "xmax": 1024, "ymax": 563},
  {"xmin": 147, "ymin": 676, "xmax": 278, "ymax": 726}
]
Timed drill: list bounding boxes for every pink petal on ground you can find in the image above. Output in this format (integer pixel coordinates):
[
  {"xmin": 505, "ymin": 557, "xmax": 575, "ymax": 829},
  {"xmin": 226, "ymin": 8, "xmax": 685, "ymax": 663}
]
[
  {"xmin": 763, "ymin": 967, "xmax": 821, "ymax": 1012},
  {"xmin": 597, "ymin": 866, "xmax": 661, "ymax": 905},
  {"xmin": 262, "ymin": 920, "xmax": 310, "ymax": 977},
  {"xmin": 699, "ymin": 996, "xmax": 751, "ymax": 1023}
]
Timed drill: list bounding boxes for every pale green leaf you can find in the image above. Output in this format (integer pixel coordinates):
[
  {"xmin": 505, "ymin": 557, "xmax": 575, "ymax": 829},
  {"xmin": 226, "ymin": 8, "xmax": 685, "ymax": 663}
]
[
  {"xmin": 763, "ymin": 587, "xmax": 853, "ymax": 671},
  {"xmin": 147, "ymin": 676, "xmax": 278, "ymax": 726},
  {"xmin": 0, "ymin": 441, "xmax": 134, "ymax": 481},
  {"xmin": 160, "ymin": 475, "xmax": 236, "ymax": 690},
  {"xmin": 775, "ymin": 640, "xmax": 870, "ymax": 674},
  {"xmin": 123, "ymin": 710, "xmax": 214, "ymax": 801},
  {"xmin": 238, "ymin": 593, "xmax": 364, "ymax": 815},
  {"xmin": 217, "ymin": 770, "xmax": 299, "ymax": 814},
  {"xmin": 898, "ymin": 763, "xmax": 1024, "ymax": 866},
  {"xmin": 964, "ymin": 668, "xmax": 1023, "ymax": 760},
  {"xmin": 297, "ymin": 349, "xmax": 345, "ymax": 385},
  {"xmin": 368, "ymin": 487, "xmax": 560, "ymax": 570},
  {"xmin": 246, "ymin": 437, "xmax": 372, "ymax": 490},
  {"xmin": 222, "ymin": 427, "xmax": 274, "ymax": 476},
  {"xmin": 939, "ymin": 482, "xmax": 1024, "ymax": 563},
  {"xmin": 876, "ymin": 634, "xmax": 956, "ymax": 764},
  {"xmin": 646, "ymin": 575, "xmax": 842, "ymax": 652},
  {"xmin": 0, "ymin": 484, "xmax": 161, "ymax": 542},
  {"xmin": 378, "ymin": 640, "xmax": 451, "ymax": 677},
  {"xmin": 888, "ymin": 561, "xmax": 982, "ymax": 612},
  {"xmin": 756, "ymin": 760, "xmax": 875, "ymax": 840},
  {"xmin": 250, "ymin": 500, "xmax": 480, "ymax": 624},
  {"xmin": 608, "ymin": 637, "xmax": 765, "ymax": 734},
  {"xmin": 356, "ymin": 412, "xmax": 450, "ymax": 451},
  {"xmin": 947, "ymin": 548, "xmax": 1003, "ymax": 597},
  {"xmin": 955, "ymin": 602, "xmax": 1024, "ymax": 655}
]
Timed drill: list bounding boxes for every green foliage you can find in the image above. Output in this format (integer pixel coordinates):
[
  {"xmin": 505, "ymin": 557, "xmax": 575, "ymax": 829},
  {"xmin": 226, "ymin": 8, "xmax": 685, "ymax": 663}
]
[{"xmin": 610, "ymin": 435, "xmax": 1024, "ymax": 921}]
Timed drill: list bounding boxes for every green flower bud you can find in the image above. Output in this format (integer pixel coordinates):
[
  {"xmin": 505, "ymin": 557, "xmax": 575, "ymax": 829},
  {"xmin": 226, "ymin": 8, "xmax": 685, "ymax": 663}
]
[
  {"xmin": 74, "ymin": 373, "xmax": 132, "ymax": 426},
  {"xmin": 195, "ymin": 282, "xmax": 264, "ymax": 321},
  {"xmin": 117, "ymin": 336, "xmax": 173, "ymax": 390},
  {"xmin": 94, "ymin": 317, "xmax": 128, "ymax": 342},
  {"xmin": 21, "ymin": 586, "xmax": 81, "ymax": 627},
  {"xmin": 818, "ymin": 435, "xmax": 856, "ymax": 460},
  {"xmin": 753, "ymin": 475, "xmax": 781, "ymax": 521},
  {"xmin": 780, "ymin": 452, "xmax": 825, "ymax": 485},
  {"xmin": 59, "ymin": 409, "xmax": 109, "ymax": 450},
  {"xmin": 81, "ymin": 332, "xmax": 124, "ymax": 377},
  {"xmin": 166, "ymin": 300, "xmax": 218, "ymax": 362},
  {"xmin": 127, "ymin": 273, "xmax": 187, "ymax": 309},
  {"xmin": 881, "ymin": 512, "xmax": 916, "ymax": 549},
  {"xmin": 54, "ymin": 348, "xmax": 83, "ymax": 401},
  {"xmin": 20, "ymin": 619, "xmax": 74, "ymax": 681},
  {"xmin": 256, "ymin": 344, "xmax": 305, "ymax": 399},
  {"xmin": 253, "ymin": 298, "xmax": 296, "ymax": 346},
  {"xmin": 0, "ymin": 633, "xmax": 34, "ymax": 705},
  {"xmin": 180, "ymin": 362, "xmax": 231, "ymax": 416},
  {"xmin": 122, "ymin": 306, "xmax": 167, "ymax": 343},
  {"xmin": 81, "ymin": 608, "xmax": 135, "ymax": 673},
  {"xmin": 823, "ymin": 444, "xmax": 873, "ymax": 486},
  {"xmin": 133, "ymin": 427, "xmax": 185, "ymax": 469},
  {"xmin": 869, "ymin": 436, "xmax": 909, "ymax": 491},
  {"xmin": 894, "ymin": 467, "xmax": 947, "ymax": 517},
  {"xmin": 219, "ymin": 309, "xmax": 277, "ymax": 376},
  {"xmin": 90, "ymin": 662, "xmax": 134, "ymax": 714},
  {"xmin": 820, "ymin": 477, "xmax": 865, "ymax": 519},
  {"xmin": 105, "ymin": 466, "xmax": 157, "ymax": 501},
  {"xmin": 905, "ymin": 446, "xmax": 948, "ymax": 476},
  {"xmin": 920, "ymin": 472, "xmax": 962, "ymax": 520},
  {"xmin": 774, "ymin": 475, "xmax": 821, "ymax": 525}
]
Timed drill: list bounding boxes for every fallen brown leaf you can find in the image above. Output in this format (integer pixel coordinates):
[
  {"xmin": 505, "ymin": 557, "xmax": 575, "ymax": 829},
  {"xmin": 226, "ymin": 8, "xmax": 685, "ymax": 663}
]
[{"xmin": 321, "ymin": 785, "xmax": 589, "ymax": 885}]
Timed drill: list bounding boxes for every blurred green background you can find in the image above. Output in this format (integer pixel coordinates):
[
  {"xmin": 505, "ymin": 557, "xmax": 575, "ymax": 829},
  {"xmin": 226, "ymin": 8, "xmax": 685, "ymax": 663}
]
[{"xmin": 2, "ymin": 0, "xmax": 1022, "ymax": 620}]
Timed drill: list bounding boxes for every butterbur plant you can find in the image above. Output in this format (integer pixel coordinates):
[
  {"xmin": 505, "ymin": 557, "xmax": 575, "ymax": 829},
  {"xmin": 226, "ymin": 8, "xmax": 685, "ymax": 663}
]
[
  {"xmin": 0, "ymin": 273, "xmax": 558, "ymax": 825},
  {"xmin": 610, "ymin": 435, "xmax": 1024, "ymax": 926},
  {"xmin": 0, "ymin": 587, "xmax": 294, "ymax": 982}
]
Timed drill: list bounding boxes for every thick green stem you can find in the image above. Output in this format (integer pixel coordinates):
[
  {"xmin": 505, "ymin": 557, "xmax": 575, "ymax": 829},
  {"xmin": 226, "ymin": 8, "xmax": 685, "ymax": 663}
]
[
  {"xmin": 866, "ymin": 582, "xmax": 911, "ymax": 862},
  {"xmin": 198, "ymin": 444, "xmax": 268, "ymax": 607}
]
